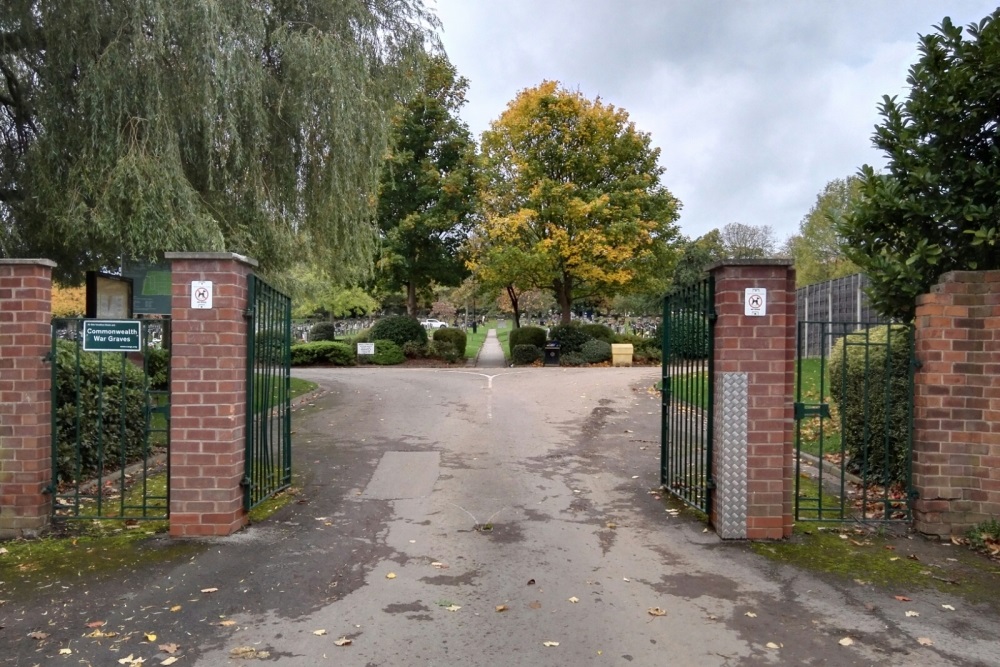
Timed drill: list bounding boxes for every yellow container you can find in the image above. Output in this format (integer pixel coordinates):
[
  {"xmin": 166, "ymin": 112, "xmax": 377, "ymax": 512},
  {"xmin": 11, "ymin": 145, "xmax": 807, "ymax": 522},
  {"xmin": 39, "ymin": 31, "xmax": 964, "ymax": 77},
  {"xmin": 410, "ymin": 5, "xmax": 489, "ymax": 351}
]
[{"xmin": 611, "ymin": 343, "xmax": 634, "ymax": 367}]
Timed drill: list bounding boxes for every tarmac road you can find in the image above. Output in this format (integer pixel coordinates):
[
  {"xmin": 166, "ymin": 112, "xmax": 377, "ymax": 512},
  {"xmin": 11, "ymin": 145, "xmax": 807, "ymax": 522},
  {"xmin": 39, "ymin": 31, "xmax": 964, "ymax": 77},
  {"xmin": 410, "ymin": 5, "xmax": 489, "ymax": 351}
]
[{"xmin": 2, "ymin": 366, "xmax": 999, "ymax": 666}]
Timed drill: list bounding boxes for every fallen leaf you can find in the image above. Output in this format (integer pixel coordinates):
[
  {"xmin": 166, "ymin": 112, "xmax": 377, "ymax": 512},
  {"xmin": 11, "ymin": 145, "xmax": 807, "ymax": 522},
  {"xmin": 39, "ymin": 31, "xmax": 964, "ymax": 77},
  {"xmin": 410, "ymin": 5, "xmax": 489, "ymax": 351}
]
[
  {"xmin": 907, "ymin": 554, "xmax": 920, "ymax": 561},
  {"xmin": 542, "ymin": 641, "xmax": 560, "ymax": 647},
  {"xmin": 745, "ymin": 611, "xmax": 757, "ymax": 618},
  {"xmin": 59, "ymin": 648, "xmax": 72, "ymax": 655},
  {"xmin": 647, "ymin": 607, "xmax": 667, "ymax": 617},
  {"xmin": 529, "ymin": 601, "xmax": 542, "ymax": 610},
  {"xmin": 169, "ymin": 606, "xmax": 182, "ymax": 612},
  {"xmin": 145, "ymin": 632, "xmax": 157, "ymax": 642},
  {"xmin": 445, "ymin": 605, "xmax": 461, "ymax": 612},
  {"xmin": 894, "ymin": 595, "xmax": 912, "ymax": 602},
  {"xmin": 623, "ymin": 577, "xmax": 630, "ymax": 582},
  {"xmin": 161, "ymin": 658, "xmax": 179, "ymax": 666},
  {"xmin": 839, "ymin": 637, "xmax": 855, "ymax": 646},
  {"xmin": 28, "ymin": 631, "xmax": 49, "ymax": 640},
  {"xmin": 385, "ymin": 573, "xmax": 396, "ymax": 580},
  {"xmin": 889, "ymin": 557, "xmax": 900, "ymax": 562},
  {"xmin": 942, "ymin": 604, "xmax": 956, "ymax": 611},
  {"xmin": 334, "ymin": 637, "xmax": 352, "ymax": 647},
  {"xmin": 568, "ymin": 597, "xmax": 580, "ymax": 603},
  {"xmin": 905, "ymin": 611, "xmax": 919, "ymax": 617},
  {"xmin": 766, "ymin": 642, "xmax": 781, "ymax": 649},
  {"xmin": 495, "ymin": 605, "xmax": 508, "ymax": 612},
  {"xmin": 527, "ymin": 579, "xmax": 535, "ymax": 586},
  {"xmin": 87, "ymin": 629, "xmax": 118, "ymax": 638},
  {"xmin": 917, "ymin": 637, "xmax": 933, "ymax": 646},
  {"xmin": 159, "ymin": 643, "xmax": 179, "ymax": 654},
  {"xmin": 200, "ymin": 587, "xmax": 219, "ymax": 593},
  {"xmin": 313, "ymin": 629, "xmax": 327, "ymax": 636},
  {"xmin": 218, "ymin": 620, "xmax": 237, "ymax": 627},
  {"xmin": 430, "ymin": 562, "xmax": 448, "ymax": 569},
  {"xmin": 230, "ymin": 646, "xmax": 270, "ymax": 659},
  {"xmin": 606, "ymin": 522, "xmax": 617, "ymax": 529},
  {"xmin": 0, "ymin": 547, "xmax": 7, "ymax": 554},
  {"xmin": 85, "ymin": 621, "xmax": 106, "ymax": 628}
]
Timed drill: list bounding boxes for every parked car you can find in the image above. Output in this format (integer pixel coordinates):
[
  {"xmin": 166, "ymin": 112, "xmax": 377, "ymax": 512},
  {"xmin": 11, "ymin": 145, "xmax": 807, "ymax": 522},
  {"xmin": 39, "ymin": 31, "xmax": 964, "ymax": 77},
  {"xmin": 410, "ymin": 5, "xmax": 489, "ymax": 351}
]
[{"xmin": 420, "ymin": 318, "xmax": 447, "ymax": 329}]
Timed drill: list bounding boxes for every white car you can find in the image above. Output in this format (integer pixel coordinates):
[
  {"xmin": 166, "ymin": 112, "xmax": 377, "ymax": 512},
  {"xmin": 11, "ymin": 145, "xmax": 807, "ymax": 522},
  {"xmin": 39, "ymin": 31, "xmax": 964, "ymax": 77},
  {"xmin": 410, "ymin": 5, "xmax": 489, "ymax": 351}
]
[{"xmin": 421, "ymin": 318, "xmax": 448, "ymax": 329}]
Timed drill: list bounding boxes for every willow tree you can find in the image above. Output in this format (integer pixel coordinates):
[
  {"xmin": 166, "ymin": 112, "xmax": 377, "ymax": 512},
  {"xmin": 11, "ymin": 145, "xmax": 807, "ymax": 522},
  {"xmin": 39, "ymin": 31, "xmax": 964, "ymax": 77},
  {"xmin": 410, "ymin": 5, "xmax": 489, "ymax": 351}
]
[
  {"xmin": 0, "ymin": 1, "xmax": 435, "ymax": 282},
  {"xmin": 476, "ymin": 81, "xmax": 681, "ymax": 324}
]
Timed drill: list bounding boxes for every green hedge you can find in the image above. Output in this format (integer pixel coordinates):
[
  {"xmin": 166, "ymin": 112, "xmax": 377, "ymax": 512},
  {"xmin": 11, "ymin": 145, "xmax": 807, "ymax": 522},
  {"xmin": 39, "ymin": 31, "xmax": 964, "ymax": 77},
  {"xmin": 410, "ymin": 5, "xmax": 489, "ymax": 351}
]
[
  {"xmin": 373, "ymin": 339, "xmax": 405, "ymax": 365},
  {"xmin": 510, "ymin": 325, "xmax": 547, "ymax": 349},
  {"xmin": 828, "ymin": 325, "xmax": 912, "ymax": 485},
  {"xmin": 547, "ymin": 324, "xmax": 593, "ymax": 354},
  {"xmin": 309, "ymin": 321, "xmax": 337, "ymax": 342},
  {"xmin": 512, "ymin": 344, "xmax": 541, "ymax": 365},
  {"xmin": 579, "ymin": 323, "xmax": 615, "ymax": 344},
  {"xmin": 370, "ymin": 316, "xmax": 427, "ymax": 348},
  {"xmin": 291, "ymin": 341, "xmax": 355, "ymax": 366},
  {"xmin": 664, "ymin": 314, "xmax": 709, "ymax": 360},
  {"xmin": 429, "ymin": 339, "xmax": 461, "ymax": 363},
  {"xmin": 581, "ymin": 339, "xmax": 612, "ymax": 363},
  {"xmin": 433, "ymin": 327, "xmax": 467, "ymax": 356},
  {"xmin": 560, "ymin": 351, "xmax": 587, "ymax": 366}
]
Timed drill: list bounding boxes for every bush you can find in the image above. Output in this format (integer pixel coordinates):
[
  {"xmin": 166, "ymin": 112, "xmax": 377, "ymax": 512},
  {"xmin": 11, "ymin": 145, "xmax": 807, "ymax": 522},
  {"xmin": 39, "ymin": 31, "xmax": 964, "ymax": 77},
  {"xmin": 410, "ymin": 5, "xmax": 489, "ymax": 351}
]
[
  {"xmin": 512, "ymin": 344, "xmax": 541, "ymax": 365},
  {"xmin": 146, "ymin": 347, "xmax": 170, "ymax": 390},
  {"xmin": 579, "ymin": 323, "xmax": 615, "ymax": 344},
  {"xmin": 433, "ymin": 327, "xmax": 467, "ymax": 356},
  {"xmin": 402, "ymin": 341, "xmax": 428, "ymax": 359},
  {"xmin": 635, "ymin": 342, "xmax": 662, "ymax": 363},
  {"xmin": 547, "ymin": 323, "xmax": 592, "ymax": 354},
  {"xmin": 663, "ymin": 314, "xmax": 709, "ymax": 360},
  {"xmin": 429, "ymin": 340, "xmax": 461, "ymax": 363},
  {"xmin": 291, "ymin": 341, "xmax": 355, "ymax": 366},
  {"xmin": 828, "ymin": 324, "xmax": 912, "ymax": 485},
  {"xmin": 53, "ymin": 341, "xmax": 146, "ymax": 483},
  {"xmin": 510, "ymin": 325, "xmax": 547, "ymax": 349},
  {"xmin": 373, "ymin": 339, "xmax": 405, "ymax": 365},
  {"xmin": 309, "ymin": 321, "xmax": 337, "ymax": 342},
  {"xmin": 370, "ymin": 315, "xmax": 427, "ymax": 348},
  {"xmin": 560, "ymin": 351, "xmax": 587, "ymax": 367},
  {"xmin": 581, "ymin": 339, "xmax": 612, "ymax": 364}
]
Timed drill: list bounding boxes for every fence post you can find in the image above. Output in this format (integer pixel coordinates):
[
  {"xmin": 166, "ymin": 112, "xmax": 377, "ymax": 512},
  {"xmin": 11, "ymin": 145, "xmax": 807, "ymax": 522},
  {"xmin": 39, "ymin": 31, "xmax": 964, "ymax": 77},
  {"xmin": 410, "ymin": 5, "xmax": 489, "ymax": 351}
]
[
  {"xmin": 166, "ymin": 252, "xmax": 257, "ymax": 537},
  {"xmin": 0, "ymin": 259, "xmax": 56, "ymax": 537},
  {"xmin": 709, "ymin": 260, "xmax": 796, "ymax": 539}
]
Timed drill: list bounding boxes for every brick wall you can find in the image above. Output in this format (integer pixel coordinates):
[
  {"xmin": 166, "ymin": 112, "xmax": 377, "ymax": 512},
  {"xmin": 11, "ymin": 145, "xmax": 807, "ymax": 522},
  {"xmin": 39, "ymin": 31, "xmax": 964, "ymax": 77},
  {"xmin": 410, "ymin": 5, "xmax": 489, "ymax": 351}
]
[
  {"xmin": 0, "ymin": 260, "xmax": 55, "ymax": 537},
  {"xmin": 710, "ymin": 261, "xmax": 796, "ymax": 539},
  {"xmin": 166, "ymin": 252, "xmax": 257, "ymax": 537},
  {"xmin": 912, "ymin": 270, "xmax": 1000, "ymax": 537}
]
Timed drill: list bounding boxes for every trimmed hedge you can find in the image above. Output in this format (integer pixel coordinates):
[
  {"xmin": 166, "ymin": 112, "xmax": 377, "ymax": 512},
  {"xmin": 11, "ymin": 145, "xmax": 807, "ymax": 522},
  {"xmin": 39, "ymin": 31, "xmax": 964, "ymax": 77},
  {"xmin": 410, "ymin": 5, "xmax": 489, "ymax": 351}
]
[
  {"xmin": 291, "ymin": 341, "xmax": 355, "ymax": 366},
  {"xmin": 547, "ymin": 323, "xmax": 593, "ymax": 354},
  {"xmin": 664, "ymin": 315, "xmax": 709, "ymax": 360},
  {"xmin": 560, "ymin": 351, "xmax": 587, "ymax": 367},
  {"xmin": 581, "ymin": 339, "xmax": 612, "ymax": 363},
  {"xmin": 373, "ymin": 339, "xmax": 405, "ymax": 365},
  {"xmin": 146, "ymin": 347, "xmax": 170, "ymax": 390},
  {"xmin": 402, "ymin": 341, "xmax": 428, "ymax": 359},
  {"xmin": 579, "ymin": 323, "xmax": 615, "ymax": 344},
  {"xmin": 512, "ymin": 344, "xmax": 541, "ymax": 365},
  {"xmin": 429, "ymin": 340, "xmax": 461, "ymax": 363},
  {"xmin": 309, "ymin": 321, "xmax": 337, "ymax": 342},
  {"xmin": 510, "ymin": 325, "xmax": 547, "ymax": 349},
  {"xmin": 433, "ymin": 327, "xmax": 467, "ymax": 356},
  {"xmin": 828, "ymin": 325, "xmax": 912, "ymax": 485},
  {"xmin": 370, "ymin": 315, "xmax": 427, "ymax": 348}
]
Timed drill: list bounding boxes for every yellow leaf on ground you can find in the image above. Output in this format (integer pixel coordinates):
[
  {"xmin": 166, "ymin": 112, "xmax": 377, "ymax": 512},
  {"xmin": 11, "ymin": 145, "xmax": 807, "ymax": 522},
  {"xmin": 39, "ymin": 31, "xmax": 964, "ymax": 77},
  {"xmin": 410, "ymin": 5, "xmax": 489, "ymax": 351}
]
[
  {"xmin": 542, "ymin": 641, "xmax": 560, "ymax": 647},
  {"xmin": 385, "ymin": 573, "xmax": 396, "ymax": 579},
  {"xmin": 917, "ymin": 637, "xmax": 933, "ymax": 646},
  {"xmin": 145, "ymin": 633, "xmax": 157, "ymax": 642},
  {"xmin": 313, "ymin": 629, "xmax": 327, "ymax": 636},
  {"xmin": 839, "ymin": 637, "xmax": 855, "ymax": 646},
  {"xmin": 170, "ymin": 606, "xmax": 182, "ymax": 612},
  {"xmin": 218, "ymin": 620, "xmax": 237, "ymax": 627},
  {"xmin": 200, "ymin": 588, "xmax": 219, "ymax": 593},
  {"xmin": 568, "ymin": 597, "xmax": 580, "ymax": 603},
  {"xmin": 647, "ymin": 607, "xmax": 666, "ymax": 617},
  {"xmin": 766, "ymin": 642, "xmax": 781, "ymax": 649},
  {"xmin": 445, "ymin": 605, "xmax": 461, "ymax": 612},
  {"xmin": 334, "ymin": 637, "xmax": 352, "ymax": 647},
  {"xmin": 745, "ymin": 611, "xmax": 757, "ymax": 618},
  {"xmin": 495, "ymin": 605, "xmax": 508, "ymax": 612},
  {"xmin": 58, "ymin": 648, "xmax": 72, "ymax": 655},
  {"xmin": 161, "ymin": 658, "xmax": 179, "ymax": 666}
]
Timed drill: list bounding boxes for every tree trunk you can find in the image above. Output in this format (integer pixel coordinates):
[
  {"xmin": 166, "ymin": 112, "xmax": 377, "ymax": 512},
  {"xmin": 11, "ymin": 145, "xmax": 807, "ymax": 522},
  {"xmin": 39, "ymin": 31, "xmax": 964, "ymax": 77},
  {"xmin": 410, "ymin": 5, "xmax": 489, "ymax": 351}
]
[
  {"xmin": 506, "ymin": 285, "xmax": 521, "ymax": 328},
  {"xmin": 406, "ymin": 282, "xmax": 417, "ymax": 317},
  {"xmin": 553, "ymin": 277, "xmax": 573, "ymax": 324}
]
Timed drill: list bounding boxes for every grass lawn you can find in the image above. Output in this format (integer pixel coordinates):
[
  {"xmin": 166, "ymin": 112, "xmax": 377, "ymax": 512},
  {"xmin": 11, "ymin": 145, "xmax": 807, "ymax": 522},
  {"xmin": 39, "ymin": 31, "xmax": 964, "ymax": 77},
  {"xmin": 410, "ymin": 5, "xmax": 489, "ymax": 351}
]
[{"xmin": 463, "ymin": 319, "xmax": 511, "ymax": 360}]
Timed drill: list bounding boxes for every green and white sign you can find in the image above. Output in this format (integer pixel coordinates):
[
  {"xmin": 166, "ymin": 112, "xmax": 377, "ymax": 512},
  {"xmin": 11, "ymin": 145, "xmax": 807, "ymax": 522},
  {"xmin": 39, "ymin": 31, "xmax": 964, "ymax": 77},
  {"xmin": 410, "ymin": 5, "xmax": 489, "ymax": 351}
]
[{"xmin": 82, "ymin": 320, "xmax": 142, "ymax": 352}]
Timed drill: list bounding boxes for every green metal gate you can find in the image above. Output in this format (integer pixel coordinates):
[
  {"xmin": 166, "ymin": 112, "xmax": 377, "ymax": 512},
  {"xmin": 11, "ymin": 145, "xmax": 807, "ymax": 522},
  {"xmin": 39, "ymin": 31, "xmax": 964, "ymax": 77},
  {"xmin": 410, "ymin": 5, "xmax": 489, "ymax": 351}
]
[
  {"xmin": 660, "ymin": 277, "xmax": 716, "ymax": 514},
  {"xmin": 794, "ymin": 321, "xmax": 916, "ymax": 523},
  {"xmin": 49, "ymin": 318, "xmax": 170, "ymax": 521},
  {"xmin": 244, "ymin": 275, "xmax": 293, "ymax": 510}
]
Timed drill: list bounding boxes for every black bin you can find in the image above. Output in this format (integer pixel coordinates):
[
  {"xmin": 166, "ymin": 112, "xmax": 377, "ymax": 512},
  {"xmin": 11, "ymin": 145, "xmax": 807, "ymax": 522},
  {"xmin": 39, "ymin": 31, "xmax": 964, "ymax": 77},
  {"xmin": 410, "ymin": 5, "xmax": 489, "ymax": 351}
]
[{"xmin": 544, "ymin": 341, "xmax": 561, "ymax": 366}]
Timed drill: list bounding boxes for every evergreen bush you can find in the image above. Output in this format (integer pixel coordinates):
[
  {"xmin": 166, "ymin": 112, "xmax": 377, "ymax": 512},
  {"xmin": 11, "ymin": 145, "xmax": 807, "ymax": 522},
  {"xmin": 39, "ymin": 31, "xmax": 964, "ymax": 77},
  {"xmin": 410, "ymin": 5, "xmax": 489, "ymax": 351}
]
[
  {"xmin": 309, "ymin": 321, "xmax": 338, "ymax": 342},
  {"xmin": 512, "ymin": 344, "xmax": 541, "ymax": 365},
  {"xmin": 664, "ymin": 315, "xmax": 708, "ymax": 360},
  {"xmin": 291, "ymin": 341, "xmax": 355, "ymax": 366},
  {"xmin": 373, "ymin": 339, "xmax": 406, "ymax": 365},
  {"xmin": 559, "ymin": 351, "xmax": 587, "ymax": 366},
  {"xmin": 510, "ymin": 325, "xmax": 547, "ymax": 349},
  {"xmin": 146, "ymin": 347, "xmax": 170, "ymax": 390},
  {"xmin": 429, "ymin": 340, "xmax": 461, "ymax": 363},
  {"xmin": 581, "ymin": 339, "xmax": 612, "ymax": 363},
  {"xmin": 828, "ymin": 325, "xmax": 912, "ymax": 485},
  {"xmin": 370, "ymin": 315, "xmax": 427, "ymax": 348},
  {"xmin": 433, "ymin": 327, "xmax": 467, "ymax": 356},
  {"xmin": 547, "ymin": 323, "xmax": 592, "ymax": 354},
  {"xmin": 579, "ymin": 323, "xmax": 615, "ymax": 344},
  {"xmin": 402, "ymin": 341, "xmax": 428, "ymax": 359}
]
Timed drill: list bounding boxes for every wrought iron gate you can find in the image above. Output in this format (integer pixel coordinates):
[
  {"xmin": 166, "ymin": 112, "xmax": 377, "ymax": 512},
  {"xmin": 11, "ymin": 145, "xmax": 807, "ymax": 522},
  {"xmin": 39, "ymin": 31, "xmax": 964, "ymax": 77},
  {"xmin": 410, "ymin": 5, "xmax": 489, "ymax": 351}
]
[
  {"xmin": 49, "ymin": 318, "xmax": 170, "ymax": 521},
  {"xmin": 244, "ymin": 275, "xmax": 293, "ymax": 510},
  {"xmin": 660, "ymin": 277, "xmax": 716, "ymax": 514},
  {"xmin": 794, "ymin": 321, "xmax": 916, "ymax": 523}
]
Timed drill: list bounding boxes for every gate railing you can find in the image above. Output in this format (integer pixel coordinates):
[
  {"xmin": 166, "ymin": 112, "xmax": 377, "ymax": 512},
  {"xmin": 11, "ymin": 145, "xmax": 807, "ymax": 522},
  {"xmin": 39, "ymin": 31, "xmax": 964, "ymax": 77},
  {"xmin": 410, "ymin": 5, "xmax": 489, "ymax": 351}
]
[
  {"xmin": 794, "ymin": 321, "xmax": 915, "ymax": 523},
  {"xmin": 49, "ymin": 318, "xmax": 170, "ymax": 521},
  {"xmin": 244, "ymin": 275, "xmax": 293, "ymax": 510},
  {"xmin": 661, "ymin": 277, "xmax": 716, "ymax": 514}
]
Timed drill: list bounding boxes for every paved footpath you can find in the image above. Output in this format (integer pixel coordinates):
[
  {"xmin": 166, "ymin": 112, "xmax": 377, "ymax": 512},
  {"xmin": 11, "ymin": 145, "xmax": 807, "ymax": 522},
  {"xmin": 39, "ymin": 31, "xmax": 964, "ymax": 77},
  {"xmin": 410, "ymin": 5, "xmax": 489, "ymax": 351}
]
[
  {"xmin": 2, "ymin": 367, "xmax": 999, "ymax": 666},
  {"xmin": 476, "ymin": 328, "xmax": 507, "ymax": 368}
]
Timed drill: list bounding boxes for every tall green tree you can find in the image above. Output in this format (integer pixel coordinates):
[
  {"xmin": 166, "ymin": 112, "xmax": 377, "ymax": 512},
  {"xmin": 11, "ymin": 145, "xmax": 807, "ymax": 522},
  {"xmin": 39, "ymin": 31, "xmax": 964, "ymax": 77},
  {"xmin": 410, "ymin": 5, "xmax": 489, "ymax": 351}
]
[
  {"xmin": 376, "ymin": 53, "xmax": 478, "ymax": 316},
  {"xmin": 719, "ymin": 222, "xmax": 777, "ymax": 259},
  {"xmin": 670, "ymin": 229, "xmax": 725, "ymax": 288},
  {"xmin": 476, "ymin": 81, "xmax": 681, "ymax": 324},
  {"xmin": 0, "ymin": 1, "xmax": 435, "ymax": 282},
  {"xmin": 786, "ymin": 177, "xmax": 861, "ymax": 287},
  {"xmin": 840, "ymin": 11, "xmax": 1000, "ymax": 320}
]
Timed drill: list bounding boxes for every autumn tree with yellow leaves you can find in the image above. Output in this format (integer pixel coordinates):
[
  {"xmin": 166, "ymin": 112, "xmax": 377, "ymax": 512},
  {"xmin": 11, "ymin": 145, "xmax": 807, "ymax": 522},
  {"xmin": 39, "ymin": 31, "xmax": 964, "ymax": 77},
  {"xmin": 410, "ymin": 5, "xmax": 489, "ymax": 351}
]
[{"xmin": 473, "ymin": 81, "xmax": 681, "ymax": 325}]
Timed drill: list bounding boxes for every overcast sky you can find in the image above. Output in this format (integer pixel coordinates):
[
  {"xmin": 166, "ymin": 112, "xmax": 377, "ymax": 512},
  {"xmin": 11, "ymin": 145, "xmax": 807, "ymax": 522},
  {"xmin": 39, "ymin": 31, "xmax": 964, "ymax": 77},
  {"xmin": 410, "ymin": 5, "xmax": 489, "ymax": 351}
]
[{"xmin": 431, "ymin": 1, "xmax": 998, "ymax": 244}]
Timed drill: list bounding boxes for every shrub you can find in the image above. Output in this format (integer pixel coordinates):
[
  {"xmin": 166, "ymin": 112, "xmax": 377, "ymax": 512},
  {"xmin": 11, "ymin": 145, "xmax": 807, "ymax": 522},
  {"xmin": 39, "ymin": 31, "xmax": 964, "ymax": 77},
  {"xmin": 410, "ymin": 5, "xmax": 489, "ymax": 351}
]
[
  {"xmin": 373, "ymin": 339, "xmax": 405, "ymax": 365},
  {"xmin": 512, "ymin": 344, "xmax": 541, "ymax": 365},
  {"xmin": 402, "ymin": 341, "xmax": 428, "ymax": 359},
  {"xmin": 309, "ymin": 321, "xmax": 338, "ymax": 342},
  {"xmin": 291, "ymin": 341, "xmax": 355, "ymax": 366},
  {"xmin": 433, "ymin": 327, "xmax": 467, "ymax": 356},
  {"xmin": 579, "ymin": 323, "xmax": 615, "ymax": 344},
  {"xmin": 53, "ymin": 341, "xmax": 146, "ymax": 483},
  {"xmin": 146, "ymin": 347, "xmax": 170, "ymax": 390},
  {"xmin": 429, "ymin": 339, "xmax": 461, "ymax": 363},
  {"xmin": 559, "ymin": 351, "xmax": 587, "ymax": 367},
  {"xmin": 581, "ymin": 339, "xmax": 612, "ymax": 364},
  {"xmin": 547, "ymin": 323, "xmax": 592, "ymax": 354},
  {"xmin": 828, "ymin": 324, "xmax": 912, "ymax": 485},
  {"xmin": 664, "ymin": 315, "xmax": 709, "ymax": 360},
  {"xmin": 370, "ymin": 315, "xmax": 427, "ymax": 348},
  {"xmin": 510, "ymin": 325, "xmax": 547, "ymax": 349},
  {"xmin": 635, "ymin": 343, "xmax": 662, "ymax": 363}
]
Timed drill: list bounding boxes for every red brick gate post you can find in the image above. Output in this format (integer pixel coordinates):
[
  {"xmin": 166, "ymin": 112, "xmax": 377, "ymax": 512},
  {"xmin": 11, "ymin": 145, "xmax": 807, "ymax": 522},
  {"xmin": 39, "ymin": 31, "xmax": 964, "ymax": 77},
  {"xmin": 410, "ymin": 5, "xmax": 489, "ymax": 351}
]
[
  {"xmin": 0, "ymin": 259, "xmax": 55, "ymax": 537},
  {"xmin": 709, "ymin": 260, "xmax": 796, "ymax": 539},
  {"xmin": 166, "ymin": 252, "xmax": 257, "ymax": 537}
]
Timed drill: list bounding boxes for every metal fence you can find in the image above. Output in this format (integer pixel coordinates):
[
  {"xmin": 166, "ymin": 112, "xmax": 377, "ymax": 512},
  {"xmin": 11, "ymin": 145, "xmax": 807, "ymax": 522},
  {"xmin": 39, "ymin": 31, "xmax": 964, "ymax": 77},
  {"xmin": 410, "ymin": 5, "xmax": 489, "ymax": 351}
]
[{"xmin": 796, "ymin": 274, "xmax": 889, "ymax": 357}]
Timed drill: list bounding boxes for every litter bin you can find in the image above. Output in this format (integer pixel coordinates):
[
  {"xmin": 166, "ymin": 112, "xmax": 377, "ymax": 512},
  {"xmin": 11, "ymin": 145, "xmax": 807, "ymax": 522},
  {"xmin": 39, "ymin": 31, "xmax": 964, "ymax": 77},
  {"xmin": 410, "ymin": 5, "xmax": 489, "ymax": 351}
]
[{"xmin": 544, "ymin": 341, "xmax": 561, "ymax": 366}]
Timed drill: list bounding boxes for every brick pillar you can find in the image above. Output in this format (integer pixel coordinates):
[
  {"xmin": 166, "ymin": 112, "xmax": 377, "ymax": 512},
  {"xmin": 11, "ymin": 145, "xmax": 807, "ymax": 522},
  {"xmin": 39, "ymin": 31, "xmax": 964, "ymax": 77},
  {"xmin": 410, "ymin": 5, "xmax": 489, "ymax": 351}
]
[
  {"xmin": 709, "ymin": 260, "xmax": 796, "ymax": 539},
  {"xmin": 166, "ymin": 252, "xmax": 257, "ymax": 537},
  {"xmin": 0, "ymin": 259, "xmax": 56, "ymax": 537},
  {"xmin": 912, "ymin": 270, "xmax": 1000, "ymax": 538}
]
